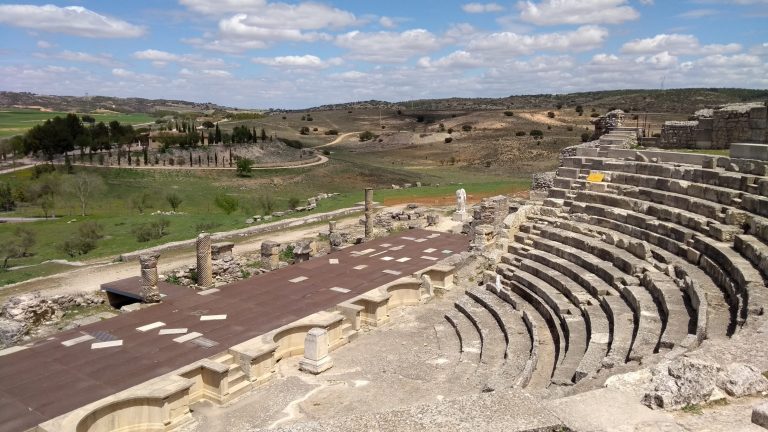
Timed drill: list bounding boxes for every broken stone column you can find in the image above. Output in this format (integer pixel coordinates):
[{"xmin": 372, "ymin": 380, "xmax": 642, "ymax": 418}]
[
  {"xmin": 453, "ymin": 188, "xmax": 469, "ymax": 222},
  {"xmin": 299, "ymin": 327, "xmax": 333, "ymax": 374},
  {"xmin": 420, "ymin": 274, "xmax": 434, "ymax": 297},
  {"xmin": 328, "ymin": 220, "xmax": 337, "ymax": 234},
  {"xmin": 261, "ymin": 240, "xmax": 281, "ymax": 270},
  {"xmin": 293, "ymin": 239, "xmax": 317, "ymax": 263},
  {"xmin": 329, "ymin": 232, "xmax": 344, "ymax": 252},
  {"xmin": 364, "ymin": 187, "xmax": 374, "ymax": 240},
  {"xmin": 139, "ymin": 253, "xmax": 161, "ymax": 303},
  {"xmin": 196, "ymin": 233, "xmax": 213, "ymax": 288}
]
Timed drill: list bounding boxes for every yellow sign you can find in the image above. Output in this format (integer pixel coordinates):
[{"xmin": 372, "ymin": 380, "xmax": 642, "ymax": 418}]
[{"xmin": 587, "ymin": 172, "xmax": 605, "ymax": 182}]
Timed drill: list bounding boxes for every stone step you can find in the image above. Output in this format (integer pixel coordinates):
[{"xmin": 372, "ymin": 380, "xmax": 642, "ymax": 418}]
[
  {"xmin": 600, "ymin": 295, "xmax": 635, "ymax": 368},
  {"xmin": 228, "ymin": 367, "xmax": 248, "ymax": 388},
  {"xmin": 551, "ymin": 316, "xmax": 587, "ymax": 386},
  {"xmin": 496, "ymin": 288, "xmax": 553, "ymax": 389},
  {"xmin": 455, "ymin": 296, "xmax": 507, "ymax": 369},
  {"xmin": 211, "ymin": 353, "xmax": 234, "ymax": 366},
  {"xmin": 735, "ymin": 235, "xmax": 768, "ymax": 282},
  {"xmin": 574, "ymin": 304, "xmax": 610, "ymax": 382},
  {"xmin": 621, "ymin": 285, "xmax": 663, "ymax": 362},
  {"xmin": 444, "ymin": 311, "xmax": 481, "ymax": 379},
  {"xmin": 467, "ymin": 287, "xmax": 531, "ymax": 390},
  {"xmin": 433, "ymin": 322, "xmax": 461, "ymax": 371},
  {"xmin": 227, "ymin": 379, "xmax": 252, "ymax": 401}
]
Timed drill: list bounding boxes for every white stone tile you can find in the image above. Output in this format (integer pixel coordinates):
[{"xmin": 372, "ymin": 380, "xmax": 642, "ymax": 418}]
[
  {"xmin": 289, "ymin": 276, "xmax": 308, "ymax": 283},
  {"xmin": 353, "ymin": 265, "xmax": 368, "ymax": 270},
  {"xmin": 173, "ymin": 332, "xmax": 203, "ymax": 343},
  {"xmin": 329, "ymin": 258, "xmax": 339, "ymax": 264},
  {"xmin": 442, "ymin": 250, "xmax": 453, "ymax": 254},
  {"xmin": 420, "ymin": 256, "xmax": 439, "ymax": 261},
  {"xmin": 136, "ymin": 322, "xmax": 165, "ymax": 332},
  {"xmin": 380, "ymin": 243, "xmax": 392, "ymax": 247},
  {"xmin": 396, "ymin": 257, "xmax": 411, "ymax": 262},
  {"xmin": 369, "ymin": 250, "xmax": 387, "ymax": 257},
  {"xmin": 423, "ymin": 248, "xmax": 437, "ymax": 253},
  {"xmin": 61, "ymin": 334, "xmax": 94, "ymax": 347},
  {"xmin": 381, "ymin": 256, "xmax": 394, "ymax": 261},
  {"xmin": 382, "ymin": 269, "xmax": 402, "ymax": 275},
  {"xmin": 91, "ymin": 340, "xmax": 123, "ymax": 349},
  {"xmin": 354, "ymin": 248, "xmax": 375, "ymax": 255},
  {"xmin": 198, "ymin": 288, "xmax": 220, "ymax": 296},
  {"xmin": 159, "ymin": 328, "xmax": 188, "ymax": 335},
  {"xmin": 401, "ymin": 236, "xmax": 416, "ymax": 240},
  {"xmin": 414, "ymin": 238, "xmax": 427, "ymax": 243},
  {"xmin": 330, "ymin": 287, "xmax": 351, "ymax": 293},
  {"xmin": 427, "ymin": 233, "xmax": 440, "ymax": 238},
  {"xmin": 388, "ymin": 245, "xmax": 404, "ymax": 251},
  {"xmin": 200, "ymin": 314, "xmax": 227, "ymax": 321}
]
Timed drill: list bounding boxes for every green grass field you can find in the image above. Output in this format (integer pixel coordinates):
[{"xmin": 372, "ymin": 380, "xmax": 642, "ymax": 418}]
[{"xmin": 0, "ymin": 109, "xmax": 155, "ymax": 138}]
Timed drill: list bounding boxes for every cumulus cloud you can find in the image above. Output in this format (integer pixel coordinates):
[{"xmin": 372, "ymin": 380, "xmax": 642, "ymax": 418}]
[
  {"xmin": 335, "ymin": 29, "xmax": 441, "ymax": 62},
  {"xmin": 418, "ymin": 51, "xmax": 485, "ymax": 69},
  {"xmin": 379, "ymin": 16, "xmax": 397, "ymax": 28},
  {"xmin": 34, "ymin": 50, "xmax": 118, "ymax": 67},
  {"xmin": 252, "ymin": 54, "xmax": 343, "ymax": 69},
  {"xmin": 0, "ymin": 4, "xmax": 144, "ymax": 38},
  {"xmin": 678, "ymin": 8, "xmax": 719, "ymax": 18},
  {"xmin": 517, "ymin": 0, "xmax": 640, "ymax": 25},
  {"xmin": 621, "ymin": 33, "xmax": 742, "ymax": 56},
  {"xmin": 133, "ymin": 49, "xmax": 227, "ymax": 68},
  {"xmin": 462, "ymin": 3, "xmax": 505, "ymax": 13},
  {"xmin": 466, "ymin": 25, "xmax": 609, "ymax": 55}
]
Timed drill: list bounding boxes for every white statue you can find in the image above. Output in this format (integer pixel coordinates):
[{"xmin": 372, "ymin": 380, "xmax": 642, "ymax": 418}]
[{"xmin": 456, "ymin": 188, "xmax": 467, "ymax": 213}]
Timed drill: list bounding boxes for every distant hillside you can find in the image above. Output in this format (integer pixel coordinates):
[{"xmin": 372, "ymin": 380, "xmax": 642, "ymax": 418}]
[
  {"xmin": 302, "ymin": 88, "xmax": 768, "ymax": 114},
  {"xmin": 0, "ymin": 91, "xmax": 233, "ymax": 114}
]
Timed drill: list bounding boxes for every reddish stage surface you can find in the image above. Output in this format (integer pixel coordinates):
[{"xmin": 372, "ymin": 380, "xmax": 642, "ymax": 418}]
[{"xmin": 0, "ymin": 229, "xmax": 468, "ymax": 432}]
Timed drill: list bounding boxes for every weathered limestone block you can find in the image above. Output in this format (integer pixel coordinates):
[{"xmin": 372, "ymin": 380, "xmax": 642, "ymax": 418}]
[
  {"xmin": 196, "ymin": 233, "xmax": 213, "ymax": 288},
  {"xmin": 260, "ymin": 240, "xmax": 281, "ymax": 270},
  {"xmin": 753, "ymin": 401, "xmax": 768, "ymax": 429},
  {"xmin": 293, "ymin": 240, "xmax": 317, "ymax": 263},
  {"xmin": 717, "ymin": 363, "xmax": 768, "ymax": 397},
  {"xmin": 642, "ymin": 357, "xmax": 721, "ymax": 410},
  {"xmin": 139, "ymin": 253, "xmax": 161, "ymax": 303},
  {"xmin": 420, "ymin": 274, "xmax": 434, "ymax": 297},
  {"xmin": 211, "ymin": 242, "xmax": 234, "ymax": 261},
  {"xmin": 299, "ymin": 328, "xmax": 333, "ymax": 374}
]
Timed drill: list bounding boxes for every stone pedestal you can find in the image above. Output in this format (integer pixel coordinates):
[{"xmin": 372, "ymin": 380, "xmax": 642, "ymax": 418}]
[
  {"xmin": 328, "ymin": 220, "xmax": 337, "ymax": 234},
  {"xmin": 139, "ymin": 253, "xmax": 161, "ymax": 303},
  {"xmin": 261, "ymin": 240, "xmax": 281, "ymax": 270},
  {"xmin": 364, "ymin": 188, "xmax": 373, "ymax": 240},
  {"xmin": 452, "ymin": 210, "xmax": 469, "ymax": 222},
  {"xmin": 196, "ymin": 233, "xmax": 213, "ymax": 288},
  {"xmin": 299, "ymin": 328, "xmax": 333, "ymax": 374}
]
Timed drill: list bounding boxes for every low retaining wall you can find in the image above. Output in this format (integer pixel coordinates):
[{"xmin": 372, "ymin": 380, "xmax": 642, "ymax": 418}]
[{"xmin": 119, "ymin": 206, "xmax": 363, "ymax": 261}]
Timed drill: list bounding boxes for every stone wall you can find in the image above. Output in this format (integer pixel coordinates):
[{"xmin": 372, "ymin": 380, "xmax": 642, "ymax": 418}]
[{"xmin": 658, "ymin": 102, "xmax": 768, "ymax": 150}]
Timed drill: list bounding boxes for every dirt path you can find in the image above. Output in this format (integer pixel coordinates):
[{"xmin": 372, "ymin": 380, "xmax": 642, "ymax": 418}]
[
  {"xmin": 0, "ymin": 213, "xmax": 359, "ymax": 301},
  {"xmin": 316, "ymin": 132, "xmax": 360, "ymax": 148}
]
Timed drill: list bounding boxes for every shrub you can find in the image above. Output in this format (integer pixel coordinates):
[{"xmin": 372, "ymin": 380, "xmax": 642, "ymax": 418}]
[
  {"xmin": 416, "ymin": 115, "xmax": 424, "ymax": 123},
  {"xmin": 444, "ymin": 137, "xmax": 453, "ymax": 144},
  {"xmin": 214, "ymin": 194, "xmax": 239, "ymax": 215},
  {"xmin": 0, "ymin": 183, "xmax": 15, "ymax": 211},
  {"xmin": 447, "ymin": 128, "xmax": 453, "ymax": 134},
  {"xmin": 530, "ymin": 129, "xmax": 544, "ymax": 138},
  {"xmin": 280, "ymin": 245, "xmax": 295, "ymax": 261},
  {"xmin": 236, "ymin": 158, "xmax": 254, "ymax": 177},
  {"xmin": 590, "ymin": 112, "xmax": 600, "ymax": 118},
  {"xmin": 299, "ymin": 126, "xmax": 310, "ymax": 135},
  {"xmin": 581, "ymin": 132, "xmax": 592, "ymax": 142},
  {"xmin": 515, "ymin": 131, "xmax": 526, "ymax": 136},
  {"xmin": 288, "ymin": 196, "xmax": 300, "ymax": 209},
  {"xmin": 547, "ymin": 125, "xmax": 552, "ymax": 130},
  {"xmin": 133, "ymin": 219, "xmax": 170, "ymax": 242},
  {"xmin": 322, "ymin": 149, "xmax": 330, "ymax": 155},
  {"xmin": 281, "ymin": 138, "xmax": 303, "ymax": 149},
  {"xmin": 259, "ymin": 194, "xmax": 274, "ymax": 214},
  {"xmin": 60, "ymin": 221, "xmax": 104, "ymax": 256},
  {"xmin": 195, "ymin": 221, "xmax": 221, "ymax": 232},
  {"xmin": 312, "ymin": 127, "xmax": 318, "ymax": 131},
  {"xmin": 547, "ymin": 111, "xmax": 555, "ymax": 118},
  {"xmin": 166, "ymin": 192, "xmax": 182, "ymax": 212},
  {"xmin": 461, "ymin": 125, "xmax": 472, "ymax": 132},
  {"xmin": 566, "ymin": 125, "xmax": 574, "ymax": 131},
  {"xmin": 503, "ymin": 111, "xmax": 514, "ymax": 117},
  {"xmin": 359, "ymin": 131, "xmax": 376, "ymax": 141},
  {"xmin": 324, "ymin": 129, "xmax": 339, "ymax": 135}
]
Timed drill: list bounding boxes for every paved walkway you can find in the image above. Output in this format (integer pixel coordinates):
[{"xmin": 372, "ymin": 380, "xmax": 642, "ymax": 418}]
[{"xmin": 0, "ymin": 229, "xmax": 468, "ymax": 432}]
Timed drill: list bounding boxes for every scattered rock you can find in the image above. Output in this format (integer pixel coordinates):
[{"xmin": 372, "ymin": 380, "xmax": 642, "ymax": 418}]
[
  {"xmin": 642, "ymin": 357, "xmax": 721, "ymax": 410},
  {"xmin": 716, "ymin": 363, "xmax": 768, "ymax": 397}
]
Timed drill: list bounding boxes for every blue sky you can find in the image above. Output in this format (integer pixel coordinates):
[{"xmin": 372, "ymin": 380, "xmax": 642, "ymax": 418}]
[{"xmin": 0, "ymin": 0, "xmax": 766, "ymax": 108}]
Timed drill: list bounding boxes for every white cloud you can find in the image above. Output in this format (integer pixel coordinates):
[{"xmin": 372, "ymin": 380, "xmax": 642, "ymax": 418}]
[
  {"xmin": 621, "ymin": 33, "xmax": 742, "ymax": 56},
  {"xmin": 0, "ymin": 4, "xmax": 144, "ymax": 38},
  {"xmin": 466, "ymin": 25, "xmax": 609, "ymax": 55},
  {"xmin": 218, "ymin": 14, "xmax": 331, "ymax": 43},
  {"xmin": 34, "ymin": 50, "xmax": 118, "ymax": 67},
  {"xmin": 678, "ymin": 8, "xmax": 719, "ymax": 18},
  {"xmin": 379, "ymin": 16, "xmax": 397, "ymax": 28},
  {"xmin": 252, "ymin": 55, "xmax": 343, "ymax": 69},
  {"xmin": 418, "ymin": 51, "xmax": 485, "ymax": 69},
  {"xmin": 36, "ymin": 40, "xmax": 53, "ymax": 49},
  {"xmin": 133, "ymin": 49, "xmax": 227, "ymax": 68},
  {"xmin": 335, "ymin": 29, "xmax": 441, "ymax": 62},
  {"xmin": 462, "ymin": 3, "xmax": 505, "ymax": 13},
  {"xmin": 635, "ymin": 51, "xmax": 678, "ymax": 68},
  {"xmin": 179, "ymin": 0, "xmax": 266, "ymax": 14},
  {"xmin": 517, "ymin": 0, "xmax": 640, "ymax": 25}
]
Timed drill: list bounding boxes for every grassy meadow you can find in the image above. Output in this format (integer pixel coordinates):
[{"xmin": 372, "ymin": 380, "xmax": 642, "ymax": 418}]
[{"xmin": 0, "ymin": 109, "xmax": 155, "ymax": 138}]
